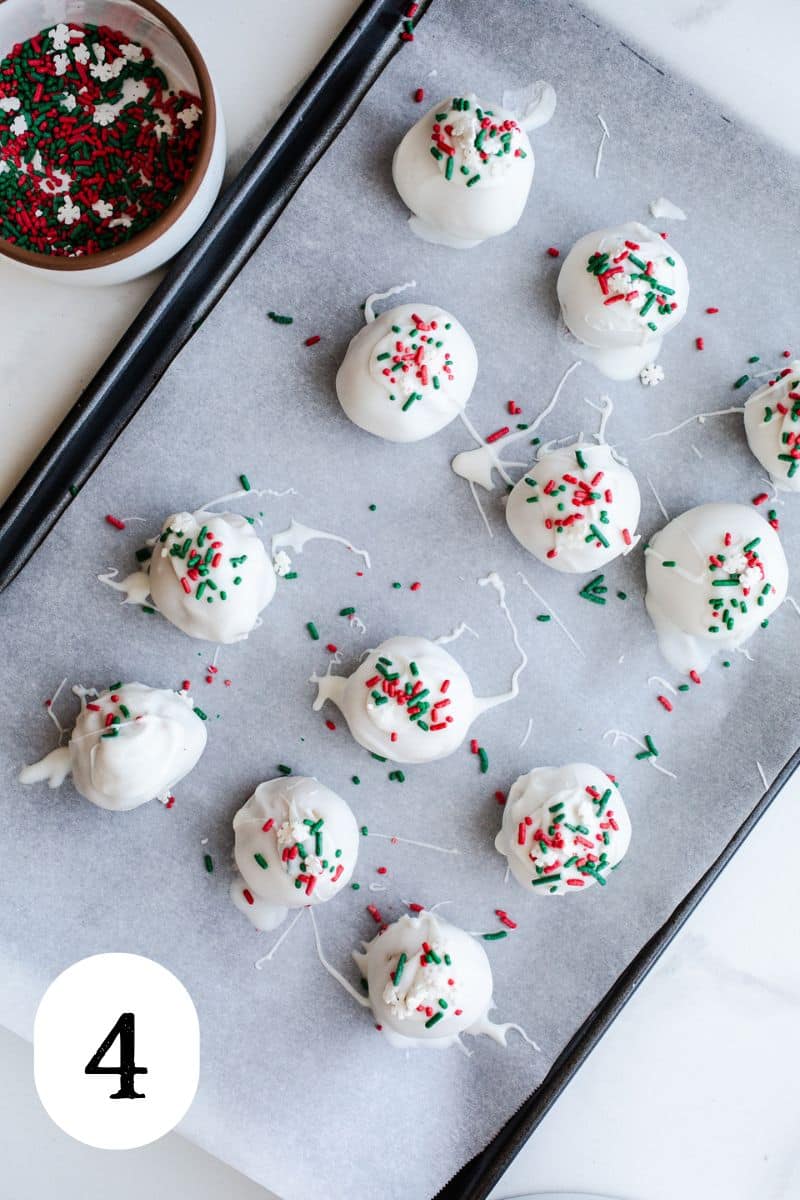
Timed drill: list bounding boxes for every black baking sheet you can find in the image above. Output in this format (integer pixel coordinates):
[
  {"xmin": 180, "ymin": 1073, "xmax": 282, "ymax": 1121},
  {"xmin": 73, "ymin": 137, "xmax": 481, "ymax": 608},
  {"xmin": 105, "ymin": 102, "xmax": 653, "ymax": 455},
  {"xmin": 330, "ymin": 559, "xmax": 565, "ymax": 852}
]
[{"xmin": 2, "ymin": 2, "xmax": 799, "ymax": 1198}]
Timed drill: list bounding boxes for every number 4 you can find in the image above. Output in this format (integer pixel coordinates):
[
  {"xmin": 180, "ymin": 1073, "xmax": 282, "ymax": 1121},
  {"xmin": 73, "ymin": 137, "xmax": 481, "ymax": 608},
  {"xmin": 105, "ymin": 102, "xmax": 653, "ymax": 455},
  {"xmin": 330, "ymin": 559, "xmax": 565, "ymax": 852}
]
[{"xmin": 84, "ymin": 1012, "xmax": 148, "ymax": 1100}]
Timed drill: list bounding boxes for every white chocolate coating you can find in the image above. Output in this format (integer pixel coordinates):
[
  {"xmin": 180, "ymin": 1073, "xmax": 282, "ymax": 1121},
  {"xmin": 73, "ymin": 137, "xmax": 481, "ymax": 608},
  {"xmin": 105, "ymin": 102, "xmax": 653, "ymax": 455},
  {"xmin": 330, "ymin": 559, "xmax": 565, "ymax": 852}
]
[
  {"xmin": 148, "ymin": 510, "xmax": 276, "ymax": 643},
  {"xmin": 743, "ymin": 362, "xmax": 800, "ymax": 491},
  {"xmin": 312, "ymin": 636, "xmax": 476, "ymax": 764},
  {"xmin": 506, "ymin": 441, "xmax": 641, "ymax": 572},
  {"xmin": 495, "ymin": 764, "xmax": 631, "ymax": 894},
  {"xmin": 335, "ymin": 302, "xmax": 478, "ymax": 442},
  {"xmin": 645, "ymin": 502, "xmax": 788, "ymax": 673},
  {"xmin": 19, "ymin": 682, "xmax": 207, "ymax": 811},
  {"xmin": 392, "ymin": 93, "xmax": 535, "ymax": 249},
  {"xmin": 355, "ymin": 912, "xmax": 509, "ymax": 1049},
  {"xmin": 230, "ymin": 777, "xmax": 359, "ymax": 932},
  {"xmin": 557, "ymin": 222, "xmax": 689, "ymax": 380}
]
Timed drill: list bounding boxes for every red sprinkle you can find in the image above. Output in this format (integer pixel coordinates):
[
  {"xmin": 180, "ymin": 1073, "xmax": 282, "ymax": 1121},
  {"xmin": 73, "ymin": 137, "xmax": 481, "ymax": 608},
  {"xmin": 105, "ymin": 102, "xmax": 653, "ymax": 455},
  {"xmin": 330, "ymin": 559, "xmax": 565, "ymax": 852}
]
[
  {"xmin": 657, "ymin": 695, "xmax": 674, "ymax": 713},
  {"xmin": 410, "ymin": 581, "xmax": 422, "ymax": 591},
  {"xmin": 783, "ymin": 349, "xmax": 792, "ymax": 358},
  {"xmin": 495, "ymin": 909, "xmax": 517, "ymax": 929},
  {"xmin": 408, "ymin": 902, "xmax": 425, "ymax": 912},
  {"xmin": 164, "ymin": 795, "xmax": 176, "ymax": 809},
  {"xmin": 752, "ymin": 492, "xmax": 769, "ymax": 506},
  {"xmin": 326, "ymin": 643, "xmax": 338, "ymax": 653},
  {"xmin": 494, "ymin": 790, "xmax": 506, "ymax": 805},
  {"xmin": 242, "ymin": 888, "xmax": 254, "ymax": 906},
  {"xmin": 546, "ymin": 246, "xmax": 560, "ymax": 257},
  {"xmin": 305, "ymin": 335, "xmax": 321, "ymax": 347},
  {"xmin": 367, "ymin": 904, "xmax": 383, "ymax": 924},
  {"xmin": 689, "ymin": 670, "xmax": 702, "ymax": 685},
  {"xmin": 508, "ymin": 401, "xmax": 522, "ymax": 415},
  {"xmin": 706, "ymin": 307, "xmax": 719, "ymax": 314},
  {"xmin": 377, "ymin": 866, "xmax": 388, "ymax": 875},
  {"xmin": 105, "ymin": 514, "xmax": 125, "ymax": 530},
  {"xmin": 325, "ymin": 719, "xmax": 336, "ymax": 731},
  {"xmin": 695, "ymin": 337, "xmax": 704, "ymax": 351},
  {"xmin": 470, "ymin": 739, "xmax": 479, "ymax": 755},
  {"xmin": 486, "ymin": 426, "xmax": 510, "ymax": 444},
  {"xmin": 414, "ymin": 87, "xmax": 424, "ymax": 103}
]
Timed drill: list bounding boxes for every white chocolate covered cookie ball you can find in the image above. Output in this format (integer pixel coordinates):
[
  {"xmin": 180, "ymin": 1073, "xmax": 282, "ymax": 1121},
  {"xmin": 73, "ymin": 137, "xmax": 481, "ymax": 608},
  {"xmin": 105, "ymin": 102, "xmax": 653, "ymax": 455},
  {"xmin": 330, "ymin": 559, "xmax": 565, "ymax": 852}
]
[
  {"xmin": 230, "ymin": 777, "xmax": 359, "ymax": 932},
  {"xmin": 557, "ymin": 222, "xmax": 689, "ymax": 380},
  {"xmin": 392, "ymin": 93, "xmax": 535, "ymax": 249},
  {"xmin": 148, "ymin": 509, "xmax": 276, "ymax": 643},
  {"xmin": 336, "ymin": 302, "xmax": 478, "ymax": 442},
  {"xmin": 744, "ymin": 362, "xmax": 800, "ymax": 491},
  {"xmin": 19, "ymin": 682, "xmax": 207, "ymax": 812},
  {"xmin": 312, "ymin": 636, "xmax": 476, "ymax": 764},
  {"xmin": 355, "ymin": 911, "xmax": 518, "ymax": 1049},
  {"xmin": 506, "ymin": 441, "xmax": 640, "ymax": 572},
  {"xmin": 495, "ymin": 764, "xmax": 631, "ymax": 895},
  {"xmin": 645, "ymin": 502, "xmax": 788, "ymax": 673}
]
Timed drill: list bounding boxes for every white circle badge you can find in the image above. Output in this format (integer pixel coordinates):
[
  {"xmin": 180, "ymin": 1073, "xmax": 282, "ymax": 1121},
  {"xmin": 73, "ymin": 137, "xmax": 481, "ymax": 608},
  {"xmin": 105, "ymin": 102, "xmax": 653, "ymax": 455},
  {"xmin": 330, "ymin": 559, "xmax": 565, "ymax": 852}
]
[{"xmin": 34, "ymin": 952, "xmax": 200, "ymax": 1149}]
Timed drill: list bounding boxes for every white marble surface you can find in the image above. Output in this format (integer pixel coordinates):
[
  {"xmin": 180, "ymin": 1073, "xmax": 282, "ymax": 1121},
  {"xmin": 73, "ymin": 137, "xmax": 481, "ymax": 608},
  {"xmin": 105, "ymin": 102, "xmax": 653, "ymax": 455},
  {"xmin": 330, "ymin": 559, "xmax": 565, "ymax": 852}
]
[{"xmin": 3, "ymin": 1, "xmax": 800, "ymax": 1198}]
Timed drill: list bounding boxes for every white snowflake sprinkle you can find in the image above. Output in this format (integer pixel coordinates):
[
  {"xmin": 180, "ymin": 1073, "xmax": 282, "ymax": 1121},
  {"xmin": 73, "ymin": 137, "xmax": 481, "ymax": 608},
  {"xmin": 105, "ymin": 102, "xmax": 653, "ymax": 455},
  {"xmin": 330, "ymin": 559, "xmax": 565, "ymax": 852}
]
[
  {"xmin": 177, "ymin": 104, "xmax": 201, "ymax": 129},
  {"xmin": 60, "ymin": 92, "xmax": 77, "ymax": 111},
  {"xmin": 0, "ymin": 96, "xmax": 21, "ymax": 113},
  {"xmin": 93, "ymin": 103, "xmax": 117, "ymax": 127},
  {"xmin": 73, "ymin": 43, "xmax": 90, "ymax": 65},
  {"xmin": 49, "ymin": 23, "xmax": 71, "ymax": 51},
  {"xmin": 120, "ymin": 42, "xmax": 144, "ymax": 62},
  {"xmin": 639, "ymin": 363, "xmax": 665, "ymax": 387},
  {"xmin": 53, "ymin": 52, "xmax": 70, "ymax": 76},
  {"xmin": 9, "ymin": 114, "xmax": 28, "ymax": 136},
  {"xmin": 57, "ymin": 197, "xmax": 81, "ymax": 226},
  {"xmin": 92, "ymin": 199, "xmax": 113, "ymax": 219}
]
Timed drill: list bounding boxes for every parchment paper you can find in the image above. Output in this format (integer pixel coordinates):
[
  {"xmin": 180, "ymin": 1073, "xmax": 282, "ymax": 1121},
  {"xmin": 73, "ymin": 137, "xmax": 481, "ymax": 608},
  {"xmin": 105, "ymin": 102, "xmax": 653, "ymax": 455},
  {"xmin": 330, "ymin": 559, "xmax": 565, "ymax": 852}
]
[{"xmin": 2, "ymin": 2, "xmax": 799, "ymax": 1197}]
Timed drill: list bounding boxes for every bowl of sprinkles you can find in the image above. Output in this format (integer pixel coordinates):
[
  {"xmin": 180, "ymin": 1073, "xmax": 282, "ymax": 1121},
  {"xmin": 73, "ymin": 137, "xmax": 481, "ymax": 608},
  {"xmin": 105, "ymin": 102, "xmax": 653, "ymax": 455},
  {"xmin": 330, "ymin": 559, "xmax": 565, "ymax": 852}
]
[{"xmin": 0, "ymin": 0, "xmax": 224, "ymax": 284}]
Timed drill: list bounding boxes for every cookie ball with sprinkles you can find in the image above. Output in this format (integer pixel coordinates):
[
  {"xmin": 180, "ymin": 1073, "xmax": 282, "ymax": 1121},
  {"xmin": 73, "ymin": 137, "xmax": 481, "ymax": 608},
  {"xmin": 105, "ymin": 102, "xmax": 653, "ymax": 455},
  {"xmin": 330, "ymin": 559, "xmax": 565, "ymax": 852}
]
[
  {"xmin": 148, "ymin": 510, "xmax": 276, "ymax": 643},
  {"xmin": 506, "ymin": 441, "xmax": 641, "ymax": 572},
  {"xmin": 355, "ymin": 911, "xmax": 523, "ymax": 1049},
  {"xmin": 312, "ymin": 636, "xmax": 477, "ymax": 764},
  {"xmin": 645, "ymin": 502, "xmax": 788, "ymax": 673},
  {"xmin": 392, "ymin": 93, "xmax": 535, "ymax": 248},
  {"xmin": 19, "ymin": 682, "xmax": 207, "ymax": 811},
  {"xmin": 230, "ymin": 777, "xmax": 359, "ymax": 932},
  {"xmin": 557, "ymin": 222, "xmax": 689, "ymax": 380},
  {"xmin": 744, "ymin": 361, "xmax": 800, "ymax": 491},
  {"xmin": 336, "ymin": 302, "xmax": 478, "ymax": 442},
  {"xmin": 495, "ymin": 764, "xmax": 631, "ymax": 895}
]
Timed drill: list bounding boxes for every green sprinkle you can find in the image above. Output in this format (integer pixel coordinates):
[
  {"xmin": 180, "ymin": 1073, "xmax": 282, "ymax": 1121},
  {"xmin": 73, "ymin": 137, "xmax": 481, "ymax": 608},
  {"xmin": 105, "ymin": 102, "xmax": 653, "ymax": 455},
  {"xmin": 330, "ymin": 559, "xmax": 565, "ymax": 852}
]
[
  {"xmin": 482, "ymin": 931, "xmax": 508, "ymax": 941},
  {"xmin": 193, "ymin": 707, "xmax": 207, "ymax": 721},
  {"xmin": 360, "ymin": 825, "xmax": 369, "ymax": 836},
  {"xmin": 393, "ymin": 953, "xmax": 407, "ymax": 986},
  {"xmin": 204, "ymin": 854, "xmax": 213, "ymax": 874},
  {"xmin": 537, "ymin": 614, "xmax": 551, "ymax": 622},
  {"xmin": 466, "ymin": 173, "xmax": 481, "ymax": 187},
  {"xmin": 254, "ymin": 852, "xmax": 268, "ymax": 870},
  {"xmin": 268, "ymin": 311, "xmax": 293, "ymax": 324},
  {"xmin": 239, "ymin": 474, "xmax": 251, "ymax": 491},
  {"xmin": 425, "ymin": 1011, "xmax": 445, "ymax": 1028},
  {"xmin": 352, "ymin": 776, "xmax": 360, "ymax": 785},
  {"xmin": 748, "ymin": 355, "xmax": 760, "ymax": 363},
  {"xmin": 478, "ymin": 747, "xmax": 489, "ymax": 774},
  {"xmin": 339, "ymin": 607, "xmax": 355, "ymax": 617},
  {"xmin": 278, "ymin": 764, "xmax": 292, "ymax": 775},
  {"xmin": 733, "ymin": 374, "xmax": 750, "ymax": 389},
  {"xmin": 306, "ymin": 622, "xmax": 320, "ymax": 640},
  {"xmin": 351, "ymin": 882, "xmax": 360, "ymax": 890},
  {"xmin": 532, "ymin": 875, "xmax": 561, "ymax": 886}
]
